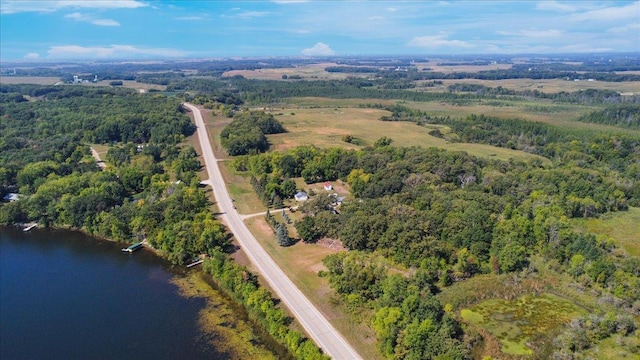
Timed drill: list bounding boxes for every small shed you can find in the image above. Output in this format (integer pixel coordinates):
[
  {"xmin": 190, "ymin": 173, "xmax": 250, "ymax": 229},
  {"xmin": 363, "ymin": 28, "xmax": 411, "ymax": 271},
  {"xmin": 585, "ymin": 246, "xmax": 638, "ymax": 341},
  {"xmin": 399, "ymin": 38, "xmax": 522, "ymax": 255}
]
[
  {"xmin": 323, "ymin": 182, "xmax": 332, "ymax": 191},
  {"xmin": 294, "ymin": 191, "xmax": 309, "ymax": 201}
]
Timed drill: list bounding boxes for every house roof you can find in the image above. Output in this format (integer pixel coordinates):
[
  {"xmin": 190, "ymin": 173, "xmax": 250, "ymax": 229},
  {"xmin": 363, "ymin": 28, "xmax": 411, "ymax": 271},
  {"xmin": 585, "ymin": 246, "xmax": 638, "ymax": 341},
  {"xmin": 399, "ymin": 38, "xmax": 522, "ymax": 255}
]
[{"xmin": 294, "ymin": 191, "xmax": 308, "ymax": 200}]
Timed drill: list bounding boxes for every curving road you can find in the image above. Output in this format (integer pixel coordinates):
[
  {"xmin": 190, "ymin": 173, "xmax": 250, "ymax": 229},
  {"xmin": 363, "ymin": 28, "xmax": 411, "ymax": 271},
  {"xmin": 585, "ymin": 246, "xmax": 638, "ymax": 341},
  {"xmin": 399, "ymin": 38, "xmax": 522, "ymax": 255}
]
[{"xmin": 183, "ymin": 103, "xmax": 362, "ymax": 360}]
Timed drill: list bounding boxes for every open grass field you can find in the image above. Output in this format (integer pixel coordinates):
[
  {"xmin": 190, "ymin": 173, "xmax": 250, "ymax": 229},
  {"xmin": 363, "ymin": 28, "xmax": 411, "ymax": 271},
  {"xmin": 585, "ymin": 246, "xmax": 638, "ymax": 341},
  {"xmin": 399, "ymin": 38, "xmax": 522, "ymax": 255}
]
[
  {"xmin": 269, "ymin": 106, "xmax": 551, "ymax": 164},
  {"xmin": 222, "ymin": 63, "xmax": 352, "ymax": 81},
  {"xmin": 430, "ymin": 78, "xmax": 640, "ymax": 94},
  {"xmin": 280, "ymin": 96, "xmax": 639, "ymax": 136},
  {"xmin": 0, "ymin": 76, "xmax": 61, "ymax": 85},
  {"xmin": 572, "ymin": 207, "xmax": 640, "ymax": 258},
  {"xmin": 415, "ymin": 61, "xmax": 513, "ymax": 74},
  {"xmin": 93, "ymin": 80, "xmax": 167, "ymax": 92},
  {"xmin": 244, "ymin": 216, "xmax": 382, "ymax": 360},
  {"xmin": 403, "ymin": 99, "xmax": 640, "ymax": 135},
  {"xmin": 461, "ymin": 293, "xmax": 587, "ymax": 356}
]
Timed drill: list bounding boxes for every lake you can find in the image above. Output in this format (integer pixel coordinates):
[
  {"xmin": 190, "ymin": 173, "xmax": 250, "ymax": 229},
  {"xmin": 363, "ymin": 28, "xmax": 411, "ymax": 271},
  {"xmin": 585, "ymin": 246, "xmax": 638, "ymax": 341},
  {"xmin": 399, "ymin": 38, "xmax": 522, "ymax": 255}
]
[{"xmin": 0, "ymin": 227, "xmax": 226, "ymax": 360}]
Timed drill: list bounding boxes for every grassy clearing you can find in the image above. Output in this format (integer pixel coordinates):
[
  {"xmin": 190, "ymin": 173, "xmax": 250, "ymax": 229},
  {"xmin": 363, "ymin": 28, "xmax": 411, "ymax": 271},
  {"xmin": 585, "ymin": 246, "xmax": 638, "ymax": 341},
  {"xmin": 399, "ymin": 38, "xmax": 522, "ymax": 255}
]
[
  {"xmin": 244, "ymin": 216, "xmax": 383, "ymax": 360},
  {"xmin": 461, "ymin": 293, "xmax": 587, "ymax": 356},
  {"xmin": 171, "ymin": 272, "xmax": 278, "ymax": 360},
  {"xmin": 269, "ymin": 107, "xmax": 550, "ymax": 164},
  {"xmin": 222, "ymin": 63, "xmax": 352, "ymax": 80},
  {"xmin": 403, "ymin": 99, "xmax": 640, "ymax": 135},
  {"xmin": 572, "ymin": 207, "xmax": 640, "ymax": 257},
  {"xmin": 93, "ymin": 80, "xmax": 166, "ymax": 92},
  {"xmin": 431, "ymin": 78, "xmax": 640, "ymax": 94},
  {"xmin": 87, "ymin": 143, "xmax": 110, "ymax": 156},
  {"xmin": 220, "ymin": 162, "xmax": 266, "ymax": 215}
]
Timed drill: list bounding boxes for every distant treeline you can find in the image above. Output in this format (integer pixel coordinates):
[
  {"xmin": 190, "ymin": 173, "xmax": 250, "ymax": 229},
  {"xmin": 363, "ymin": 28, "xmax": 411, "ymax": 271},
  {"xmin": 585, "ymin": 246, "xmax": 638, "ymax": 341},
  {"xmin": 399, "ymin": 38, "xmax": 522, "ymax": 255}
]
[
  {"xmin": 325, "ymin": 66, "xmax": 379, "ymax": 73},
  {"xmin": 379, "ymin": 66, "xmax": 640, "ymax": 82},
  {"xmin": 160, "ymin": 77, "xmax": 639, "ymax": 106}
]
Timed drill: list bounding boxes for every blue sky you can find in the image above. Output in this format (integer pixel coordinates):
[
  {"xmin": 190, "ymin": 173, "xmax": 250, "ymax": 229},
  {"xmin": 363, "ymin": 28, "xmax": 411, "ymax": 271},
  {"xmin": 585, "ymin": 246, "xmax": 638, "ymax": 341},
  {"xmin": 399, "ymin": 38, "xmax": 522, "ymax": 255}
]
[{"xmin": 1, "ymin": 0, "xmax": 638, "ymax": 60}]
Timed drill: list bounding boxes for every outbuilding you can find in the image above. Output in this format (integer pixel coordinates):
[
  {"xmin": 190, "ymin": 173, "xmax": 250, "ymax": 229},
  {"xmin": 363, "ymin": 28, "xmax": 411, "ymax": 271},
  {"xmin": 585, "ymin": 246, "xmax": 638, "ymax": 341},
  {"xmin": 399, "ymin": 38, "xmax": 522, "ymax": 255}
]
[{"xmin": 294, "ymin": 191, "xmax": 309, "ymax": 201}]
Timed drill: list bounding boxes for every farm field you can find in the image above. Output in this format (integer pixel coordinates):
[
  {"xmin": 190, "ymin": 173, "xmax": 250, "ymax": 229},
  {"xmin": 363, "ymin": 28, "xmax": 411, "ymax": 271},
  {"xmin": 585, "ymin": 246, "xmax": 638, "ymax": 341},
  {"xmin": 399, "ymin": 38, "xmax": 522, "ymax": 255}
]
[
  {"xmin": 572, "ymin": 207, "xmax": 640, "ymax": 258},
  {"xmin": 268, "ymin": 107, "xmax": 551, "ymax": 164},
  {"xmin": 431, "ymin": 78, "xmax": 640, "ymax": 94},
  {"xmin": 222, "ymin": 63, "xmax": 352, "ymax": 80},
  {"xmin": 0, "ymin": 76, "xmax": 61, "ymax": 85}
]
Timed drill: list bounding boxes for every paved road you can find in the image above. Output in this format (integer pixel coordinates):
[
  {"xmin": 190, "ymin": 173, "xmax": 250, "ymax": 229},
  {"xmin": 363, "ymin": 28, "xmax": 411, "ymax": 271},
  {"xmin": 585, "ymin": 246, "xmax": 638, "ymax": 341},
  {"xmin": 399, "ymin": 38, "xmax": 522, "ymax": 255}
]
[{"xmin": 183, "ymin": 103, "xmax": 362, "ymax": 360}]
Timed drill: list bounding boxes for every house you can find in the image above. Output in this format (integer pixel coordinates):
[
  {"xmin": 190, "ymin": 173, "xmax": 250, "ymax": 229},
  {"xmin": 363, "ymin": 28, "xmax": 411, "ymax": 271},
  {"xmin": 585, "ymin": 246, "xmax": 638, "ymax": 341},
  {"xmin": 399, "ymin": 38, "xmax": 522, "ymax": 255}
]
[
  {"xmin": 3, "ymin": 193, "xmax": 22, "ymax": 202},
  {"xmin": 294, "ymin": 191, "xmax": 308, "ymax": 201},
  {"xmin": 323, "ymin": 181, "xmax": 332, "ymax": 191}
]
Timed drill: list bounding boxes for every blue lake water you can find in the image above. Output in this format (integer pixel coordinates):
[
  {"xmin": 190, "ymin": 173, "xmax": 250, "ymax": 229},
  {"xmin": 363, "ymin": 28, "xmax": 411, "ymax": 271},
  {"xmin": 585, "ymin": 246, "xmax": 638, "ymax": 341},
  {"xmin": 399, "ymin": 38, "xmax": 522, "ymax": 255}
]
[{"xmin": 0, "ymin": 227, "xmax": 225, "ymax": 360}]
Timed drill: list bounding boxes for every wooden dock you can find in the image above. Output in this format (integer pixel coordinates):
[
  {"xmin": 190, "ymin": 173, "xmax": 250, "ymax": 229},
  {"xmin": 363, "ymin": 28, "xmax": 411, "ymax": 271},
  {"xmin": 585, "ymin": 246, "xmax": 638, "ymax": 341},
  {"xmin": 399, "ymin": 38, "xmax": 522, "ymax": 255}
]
[{"xmin": 186, "ymin": 259, "xmax": 203, "ymax": 268}]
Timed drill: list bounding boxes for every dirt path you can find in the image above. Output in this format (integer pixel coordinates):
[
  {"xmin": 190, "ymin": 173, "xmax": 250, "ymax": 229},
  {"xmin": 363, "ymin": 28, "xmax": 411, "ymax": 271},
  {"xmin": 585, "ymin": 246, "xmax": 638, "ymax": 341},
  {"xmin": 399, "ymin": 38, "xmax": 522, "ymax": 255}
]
[{"xmin": 90, "ymin": 147, "xmax": 106, "ymax": 170}]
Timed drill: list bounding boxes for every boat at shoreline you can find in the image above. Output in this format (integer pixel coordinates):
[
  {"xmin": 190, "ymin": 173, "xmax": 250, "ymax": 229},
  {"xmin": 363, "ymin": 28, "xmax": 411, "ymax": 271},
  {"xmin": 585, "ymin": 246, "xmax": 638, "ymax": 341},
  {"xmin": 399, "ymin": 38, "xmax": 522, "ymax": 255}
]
[{"xmin": 121, "ymin": 242, "xmax": 143, "ymax": 253}]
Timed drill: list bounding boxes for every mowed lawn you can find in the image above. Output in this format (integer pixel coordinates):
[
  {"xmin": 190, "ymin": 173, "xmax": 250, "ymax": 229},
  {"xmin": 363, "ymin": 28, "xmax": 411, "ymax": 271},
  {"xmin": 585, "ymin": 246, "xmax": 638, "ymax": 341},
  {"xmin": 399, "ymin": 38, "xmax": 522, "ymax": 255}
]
[
  {"xmin": 572, "ymin": 207, "xmax": 640, "ymax": 258},
  {"xmin": 269, "ymin": 107, "xmax": 550, "ymax": 164}
]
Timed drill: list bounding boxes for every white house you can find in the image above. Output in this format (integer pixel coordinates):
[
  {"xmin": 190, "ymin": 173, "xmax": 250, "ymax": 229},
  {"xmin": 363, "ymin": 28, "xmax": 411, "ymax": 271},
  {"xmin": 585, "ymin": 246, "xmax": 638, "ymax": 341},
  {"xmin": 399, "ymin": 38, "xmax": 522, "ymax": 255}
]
[
  {"xmin": 294, "ymin": 191, "xmax": 308, "ymax": 201},
  {"xmin": 323, "ymin": 181, "xmax": 332, "ymax": 191}
]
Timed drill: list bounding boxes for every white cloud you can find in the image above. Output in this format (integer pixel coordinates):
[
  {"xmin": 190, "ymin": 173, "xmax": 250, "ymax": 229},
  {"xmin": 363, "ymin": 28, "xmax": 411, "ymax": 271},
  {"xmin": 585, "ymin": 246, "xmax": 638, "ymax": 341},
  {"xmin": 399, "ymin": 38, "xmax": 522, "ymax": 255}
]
[
  {"xmin": 386, "ymin": 7, "xmax": 397, "ymax": 12},
  {"xmin": 23, "ymin": 52, "xmax": 40, "ymax": 59},
  {"xmin": 369, "ymin": 16, "xmax": 384, "ymax": 21},
  {"xmin": 47, "ymin": 44, "xmax": 187, "ymax": 59},
  {"xmin": 608, "ymin": 22, "xmax": 640, "ymax": 33},
  {"xmin": 497, "ymin": 29, "xmax": 563, "ymax": 37},
  {"xmin": 536, "ymin": 1, "xmax": 576, "ymax": 12},
  {"xmin": 407, "ymin": 33, "xmax": 471, "ymax": 49},
  {"xmin": 1, "ymin": 0, "xmax": 148, "ymax": 14},
  {"xmin": 301, "ymin": 42, "xmax": 335, "ymax": 56},
  {"xmin": 570, "ymin": 3, "xmax": 640, "ymax": 22},
  {"xmin": 65, "ymin": 12, "xmax": 120, "ymax": 26},
  {"xmin": 236, "ymin": 11, "xmax": 270, "ymax": 18},
  {"xmin": 91, "ymin": 19, "xmax": 120, "ymax": 26}
]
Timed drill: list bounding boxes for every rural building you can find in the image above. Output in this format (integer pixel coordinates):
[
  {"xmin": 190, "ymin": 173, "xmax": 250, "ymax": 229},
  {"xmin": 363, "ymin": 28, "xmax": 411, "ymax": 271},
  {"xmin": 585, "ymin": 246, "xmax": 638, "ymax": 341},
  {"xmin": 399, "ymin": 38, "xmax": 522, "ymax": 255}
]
[
  {"xmin": 324, "ymin": 182, "xmax": 332, "ymax": 191},
  {"xmin": 294, "ymin": 191, "xmax": 308, "ymax": 201}
]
